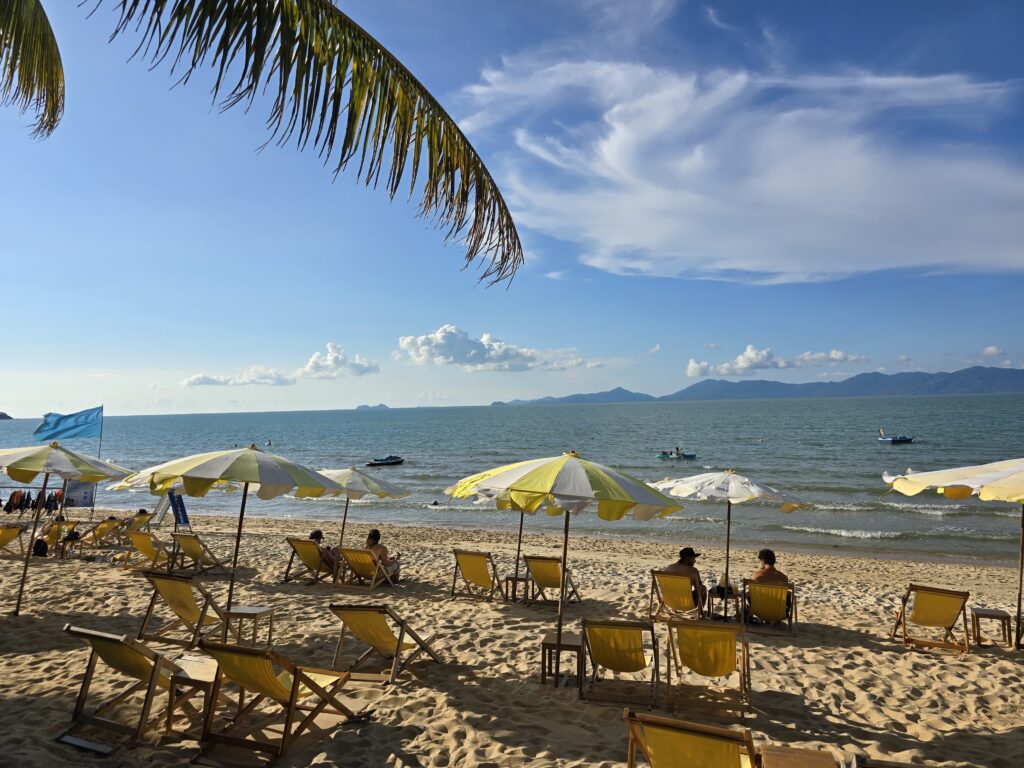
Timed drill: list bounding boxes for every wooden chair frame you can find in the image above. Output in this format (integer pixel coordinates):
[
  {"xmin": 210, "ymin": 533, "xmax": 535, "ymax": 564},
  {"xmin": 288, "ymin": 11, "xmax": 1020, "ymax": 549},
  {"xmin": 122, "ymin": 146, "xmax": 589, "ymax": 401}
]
[
  {"xmin": 283, "ymin": 537, "xmax": 340, "ymax": 585},
  {"xmin": 115, "ymin": 513, "xmax": 155, "ymax": 546},
  {"xmin": 123, "ymin": 531, "xmax": 179, "ymax": 571},
  {"xmin": 328, "ymin": 604, "xmax": 442, "ymax": 684},
  {"xmin": 742, "ymin": 579, "xmax": 798, "ymax": 634},
  {"xmin": 43, "ymin": 520, "xmax": 77, "ymax": 554},
  {"xmin": 623, "ymin": 708, "xmax": 756, "ymax": 768},
  {"xmin": 580, "ymin": 619, "xmax": 659, "ymax": 707},
  {"xmin": 649, "ymin": 570, "xmax": 704, "ymax": 622},
  {"xmin": 138, "ymin": 571, "xmax": 231, "ymax": 648},
  {"xmin": 337, "ymin": 548, "xmax": 397, "ymax": 590},
  {"xmin": 0, "ymin": 524, "xmax": 24, "ymax": 557},
  {"xmin": 523, "ymin": 555, "xmax": 581, "ymax": 605},
  {"xmin": 197, "ymin": 641, "xmax": 369, "ymax": 761},
  {"xmin": 665, "ymin": 619, "xmax": 751, "ymax": 714},
  {"xmin": 891, "ymin": 583, "xmax": 970, "ymax": 654},
  {"xmin": 451, "ymin": 549, "xmax": 504, "ymax": 601},
  {"xmin": 65, "ymin": 519, "xmax": 124, "ymax": 558},
  {"xmin": 171, "ymin": 532, "xmax": 228, "ymax": 576}
]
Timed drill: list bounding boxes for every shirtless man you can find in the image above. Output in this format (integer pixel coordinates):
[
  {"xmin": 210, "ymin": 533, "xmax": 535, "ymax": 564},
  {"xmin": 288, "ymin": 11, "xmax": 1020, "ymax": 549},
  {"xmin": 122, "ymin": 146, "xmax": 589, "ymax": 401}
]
[
  {"xmin": 750, "ymin": 548, "xmax": 789, "ymax": 583},
  {"xmin": 665, "ymin": 546, "xmax": 707, "ymax": 604},
  {"xmin": 366, "ymin": 528, "xmax": 401, "ymax": 581}
]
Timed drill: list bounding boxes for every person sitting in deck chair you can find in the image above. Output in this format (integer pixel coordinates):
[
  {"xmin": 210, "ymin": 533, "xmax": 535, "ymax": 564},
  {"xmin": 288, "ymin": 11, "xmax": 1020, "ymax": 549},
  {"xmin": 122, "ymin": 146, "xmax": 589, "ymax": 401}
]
[
  {"xmin": 308, "ymin": 529, "xmax": 341, "ymax": 570},
  {"xmin": 664, "ymin": 547, "xmax": 706, "ymax": 607},
  {"xmin": 750, "ymin": 548, "xmax": 789, "ymax": 584},
  {"xmin": 366, "ymin": 528, "xmax": 400, "ymax": 582}
]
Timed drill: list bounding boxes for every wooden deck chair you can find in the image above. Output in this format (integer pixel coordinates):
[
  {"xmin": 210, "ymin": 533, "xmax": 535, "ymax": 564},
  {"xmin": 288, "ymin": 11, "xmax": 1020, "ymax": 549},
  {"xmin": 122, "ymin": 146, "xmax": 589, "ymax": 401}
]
[
  {"xmin": 283, "ymin": 537, "xmax": 339, "ymax": 585},
  {"xmin": 123, "ymin": 531, "xmax": 176, "ymax": 570},
  {"xmin": 197, "ymin": 641, "xmax": 369, "ymax": 762},
  {"xmin": 66, "ymin": 518, "xmax": 123, "ymax": 557},
  {"xmin": 138, "ymin": 571, "xmax": 229, "ymax": 648},
  {"xmin": 0, "ymin": 523, "xmax": 24, "ymax": 556},
  {"xmin": 43, "ymin": 520, "xmax": 77, "ymax": 551},
  {"xmin": 666, "ymin": 619, "xmax": 751, "ymax": 714},
  {"xmin": 623, "ymin": 708, "xmax": 756, "ymax": 768},
  {"xmin": 649, "ymin": 570, "xmax": 703, "ymax": 622},
  {"xmin": 58, "ymin": 624, "xmax": 217, "ymax": 755},
  {"xmin": 337, "ymin": 548, "xmax": 395, "ymax": 590},
  {"xmin": 742, "ymin": 579, "xmax": 797, "ymax": 633},
  {"xmin": 171, "ymin": 532, "xmax": 228, "ymax": 575},
  {"xmin": 524, "ymin": 555, "xmax": 581, "ymax": 604},
  {"xmin": 891, "ymin": 583, "xmax": 970, "ymax": 654},
  {"xmin": 116, "ymin": 513, "xmax": 155, "ymax": 545},
  {"xmin": 580, "ymin": 619, "xmax": 659, "ymax": 706},
  {"xmin": 328, "ymin": 604, "xmax": 442, "ymax": 684},
  {"xmin": 451, "ymin": 549, "xmax": 503, "ymax": 600}
]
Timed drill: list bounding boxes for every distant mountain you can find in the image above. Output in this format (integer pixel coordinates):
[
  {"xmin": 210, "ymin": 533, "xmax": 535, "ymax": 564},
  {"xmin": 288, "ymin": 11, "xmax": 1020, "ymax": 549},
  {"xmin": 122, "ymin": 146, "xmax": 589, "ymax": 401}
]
[
  {"xmin": 492, "ymin": 387, "xmax": 656, "ymax": 407},
  {"xmin": 490, "ymin": 366, "xmax": 1024, "ymax": 406},
  {"xmin": 0, "ymin": 412, "xmax": 11, "ymax": 420},
  {"xmin": 355, "ymin": 403, "xmax": 390, "ymax": 410}
]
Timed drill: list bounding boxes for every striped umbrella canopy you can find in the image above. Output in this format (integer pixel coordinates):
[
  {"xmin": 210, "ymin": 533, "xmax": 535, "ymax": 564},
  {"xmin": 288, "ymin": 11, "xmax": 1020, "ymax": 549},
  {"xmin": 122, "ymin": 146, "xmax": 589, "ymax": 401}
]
[
  {"xmin": 130, "ymin": 444, "xmax": 342, "ymax": 608},
  {"xmin": 653, "ymin": 471, "xmax": 809, "ymax": 618},
  {"xmin": 318, "ymin": 467, "xmax": 410, "ymax": 548},
  {"xmin": 0, "ymin": 442, "xmax": 132, "ymax": 616},
  {"xmin": 448, "ymin": 451, "xmax": 681, "ymax": 686},
  {"xmin": 884, "ymin": 457, "xmax": 1024, "ymax": 648}
]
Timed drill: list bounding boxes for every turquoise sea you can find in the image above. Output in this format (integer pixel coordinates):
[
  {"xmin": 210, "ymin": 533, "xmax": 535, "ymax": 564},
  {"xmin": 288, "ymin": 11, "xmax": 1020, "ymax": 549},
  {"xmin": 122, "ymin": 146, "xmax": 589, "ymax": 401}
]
[{"xmin": 2, "ymin": 394, "xmax": 1022, "ymax": 564}]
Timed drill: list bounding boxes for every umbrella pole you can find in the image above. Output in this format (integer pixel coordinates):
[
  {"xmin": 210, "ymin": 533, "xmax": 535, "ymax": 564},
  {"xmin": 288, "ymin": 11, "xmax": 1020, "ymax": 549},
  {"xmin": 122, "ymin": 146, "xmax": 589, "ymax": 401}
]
[
  {"xmin": 339, "ymin": 496, "xmax": 351, "ymax": 549},
  {"xmin": 58, "ymin": 478, "xmax": 67, "ymax": 514},
  {"xmin": 13, "ymin": 472, "xmax": 50, "ymax": 616},
  {"xmin": 723, "ymin": 500, "xmax": 732, "ymax": 620},
  {"xmin": 1016, "ymin": 502, "xmax": 1023, "ymax": 649},
  {"xmin": 512, "ymin": 510, "xmax": 525, "ymax": 601},
  {"xmin": 226, "ymin": 482, "xmax": 250, "ymax": 611},
  {"xmin": 553, "ymin": 510, "xmax": 571, "ymax": 687}
]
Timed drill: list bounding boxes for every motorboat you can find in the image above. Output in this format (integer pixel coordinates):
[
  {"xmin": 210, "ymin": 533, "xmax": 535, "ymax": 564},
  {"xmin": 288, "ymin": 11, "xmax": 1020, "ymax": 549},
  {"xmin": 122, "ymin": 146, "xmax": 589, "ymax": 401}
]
[
  {"xmin": 878, "ymin": 429, "xmax": 913, "ymax": 445},
  {"xmin": 366, "ymin": 455, "xmax": 404, "ymax": 467},
  {"xmin": 657, "ymin": 451, "xmax": 697, "ymax": 460}
]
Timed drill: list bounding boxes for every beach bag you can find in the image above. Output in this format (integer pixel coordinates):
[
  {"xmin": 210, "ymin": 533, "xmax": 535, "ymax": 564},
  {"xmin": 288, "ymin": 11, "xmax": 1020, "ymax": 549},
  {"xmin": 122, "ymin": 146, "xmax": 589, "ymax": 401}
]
[{"xmin": 32, "ymin": 538, "xmax": 48, "ymax": 557}]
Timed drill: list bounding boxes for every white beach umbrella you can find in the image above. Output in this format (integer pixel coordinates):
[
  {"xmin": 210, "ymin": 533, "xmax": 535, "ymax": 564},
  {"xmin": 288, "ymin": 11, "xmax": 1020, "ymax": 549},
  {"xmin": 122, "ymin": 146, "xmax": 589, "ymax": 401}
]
[
  {"xmin": 654, "ymin": 471, "xmax": 808, "ymax": 618},
  {"xmin": 318, "ymin": 467, "xmax": 410, "ymax": 548}
]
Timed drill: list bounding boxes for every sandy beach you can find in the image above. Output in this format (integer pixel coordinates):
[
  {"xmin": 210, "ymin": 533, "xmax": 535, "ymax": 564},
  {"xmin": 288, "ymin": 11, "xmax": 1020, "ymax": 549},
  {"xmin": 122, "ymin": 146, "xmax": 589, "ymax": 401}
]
[{"xmin": 0, "ymin": 511, "xmax": 1020, "ymax": 768}]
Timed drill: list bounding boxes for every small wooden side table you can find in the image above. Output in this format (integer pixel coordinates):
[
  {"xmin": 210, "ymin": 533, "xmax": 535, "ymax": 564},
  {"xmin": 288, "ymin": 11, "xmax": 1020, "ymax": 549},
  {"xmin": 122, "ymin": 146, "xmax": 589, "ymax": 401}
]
[
  {"xmin": 166, "ymin": 653, "xmax": 219, "ymax": 735},
  {"xmin": 540, "ymin": 631, "xmax": 582, "ymax": 686},
  {"xmin": 758, "ymin": 745, "xmax": 840, "ymax": 768},
  {"xmin": 971, "ymin": 606, "xmax": 1012, "ymax": 648},
  {"xmin": 708, "ymin": 585, "xmax": 740, "ymax": 620},
  {"xmin": 222, "ymin": 605, "xmax": 275, "ymax": 646},
  {"xmin": 505, "ymin": 575, "xmax": 532, "ymax": 602}
]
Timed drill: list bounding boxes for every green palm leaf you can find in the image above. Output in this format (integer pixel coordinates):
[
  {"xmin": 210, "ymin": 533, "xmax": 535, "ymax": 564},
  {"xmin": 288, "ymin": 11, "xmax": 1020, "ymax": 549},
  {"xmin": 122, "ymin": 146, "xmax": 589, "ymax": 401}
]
[
  {"xmin": 113, "ymin": 0, "xmax": 523, "ymax": 282},
  {"xmin": 0, "ymin": 0, "xmax": 64, "ymax": 137}
]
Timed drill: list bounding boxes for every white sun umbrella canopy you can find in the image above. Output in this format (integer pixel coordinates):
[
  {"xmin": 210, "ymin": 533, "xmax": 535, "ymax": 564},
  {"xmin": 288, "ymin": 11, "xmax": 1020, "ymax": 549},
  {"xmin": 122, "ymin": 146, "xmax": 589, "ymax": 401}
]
[
  {"xmin": 317, "ymin": 467, "xmax": 410, "ymax": 548},
  {"xmin": 654, "ymin": 471, "xmax": 808, "ymax": 617}
]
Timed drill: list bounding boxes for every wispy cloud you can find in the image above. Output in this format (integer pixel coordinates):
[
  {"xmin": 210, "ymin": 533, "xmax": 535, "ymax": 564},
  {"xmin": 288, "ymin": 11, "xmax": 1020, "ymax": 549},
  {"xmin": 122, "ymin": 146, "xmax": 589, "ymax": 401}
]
[
  {"xmin": 687, "ymin": 345, "xmax": 867, "ymax": 377},
  {"xmin": 981, "ymin": 345, "xmax": 1005, "ymax": 357},
  {"xmin": 396, "ymin": 324, "xmax": 593, "ymax": 372},
  {"xmin": 704, "ymin": 6, "xmax": 737, "ymax": 31},
  {"xmin": 183, "ymin": 343, "xmax": 380, "ymax": 387},
  {"xmin": 183, "ymin": 366, "xmax": 297, "ymax": 387}
]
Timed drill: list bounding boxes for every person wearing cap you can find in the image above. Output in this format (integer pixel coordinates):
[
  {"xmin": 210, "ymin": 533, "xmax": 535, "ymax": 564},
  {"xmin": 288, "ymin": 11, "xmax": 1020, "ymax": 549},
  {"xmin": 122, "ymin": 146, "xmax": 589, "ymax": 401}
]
[
  {"xmin": 665, "ymin": 546, "xmax": 707, "ymax": 606},
  {"xmin": 750, "ymin": 548, "xmax": 789, "ymax": 584}
]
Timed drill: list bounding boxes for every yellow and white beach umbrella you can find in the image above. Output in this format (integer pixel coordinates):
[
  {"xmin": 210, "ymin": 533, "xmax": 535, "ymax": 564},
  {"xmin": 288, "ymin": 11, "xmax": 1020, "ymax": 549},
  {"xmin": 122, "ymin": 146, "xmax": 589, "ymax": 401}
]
[
  {"xmin": 448, "ymin": 451, "xmax": 681, "ymax": 685},
  {"xmin": 130, "ymin": 444, "xmax": 341, "ymax": 608},
  {"xmin": 654, "ymin": 471, "xmax": 809, "ymax": 618},
  {"xmin": 318, "ymin": 467, "xmax": 410, "ymax": 548},
  {"xmin": 884, "ymin": 457, "xmax": 1024, "ymax": 648},
  {"xmin": 0, "ymin": 442, "xmax": 132, "ymax": 615}
]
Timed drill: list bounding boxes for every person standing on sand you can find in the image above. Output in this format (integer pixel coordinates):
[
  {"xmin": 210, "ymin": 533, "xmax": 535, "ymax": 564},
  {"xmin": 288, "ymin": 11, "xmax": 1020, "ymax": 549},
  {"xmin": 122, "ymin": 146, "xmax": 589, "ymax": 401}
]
[
  {"xmin": 665, "ymin": 546, "xmax": 706, "ymax": 605},
  {"xmin": 750, "ymin": 548, "xmax": 789, "ymax": 583},
  {"xmin": 366, "ymin": 528, "xmax": 401, "ymax": 581}
]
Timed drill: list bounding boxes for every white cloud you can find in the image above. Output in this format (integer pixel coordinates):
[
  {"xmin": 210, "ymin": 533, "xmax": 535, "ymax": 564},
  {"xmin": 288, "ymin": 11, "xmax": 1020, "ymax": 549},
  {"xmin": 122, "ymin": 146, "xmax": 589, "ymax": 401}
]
[
  {"xmin": 981, "ymin": 345, "xmax": 1005, "ymax": 357},
  {"xmin": 183, "ymin": 342, "xmax": 379, "ymax": 387},
  {"xmin": 686, "ymin": 359, "xmax": 710, "ymax": 377},
  {"xmin": 794, "ymin": 349, "xmax": 868, "ymax": 365},
  {"xmin": 897, "ymin": 354, "xmax": 912, "ymax": 363},
  {"xmin": 397, "ymin": 324, "xmax": 591, "ymax": 372},
  {"xmin": 544, "ymin": 270, "xmax": 567, "ymax": 280},
  {"xmin": 183, "ymin": 366, "xmax": 296, "ymax": 387},
  {"xmin": 705, "ymin": 342, "xmax": 721, "ymax": 350},
  {"xmin": 686, "ymin": 345, "xmax": 867, "ymax": 377},
  {"xmin": 648, "ymin": 343, "xmax": 661, "ymax": 355},
  {"xmin": 300, "ymin": 342, "xmax": 380, "ymax": 378},
  {"xmin": 461, "ymin": 55, "xmax": 1023, "ymax": 283},
  {"xmin": 704, "ymin": 6, "xmax": 736, "ymax": 31}
]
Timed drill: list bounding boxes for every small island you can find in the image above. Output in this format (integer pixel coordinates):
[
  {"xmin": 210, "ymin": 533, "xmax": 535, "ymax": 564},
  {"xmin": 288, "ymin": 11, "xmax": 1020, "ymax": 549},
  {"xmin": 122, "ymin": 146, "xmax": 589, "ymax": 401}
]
[
  {"xmin": 355, "ymin": 403, "xmax": 390, "ymax": 411},
  {"xmin": 0, "ymin": 412, "xmax": 12, "ymax": 420}
]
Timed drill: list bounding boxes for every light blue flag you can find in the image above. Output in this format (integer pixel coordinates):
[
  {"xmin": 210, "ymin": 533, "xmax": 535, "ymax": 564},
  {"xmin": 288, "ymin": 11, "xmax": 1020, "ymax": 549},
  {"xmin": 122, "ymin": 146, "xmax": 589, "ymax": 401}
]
[{"xmin": 33, "ymin": 406, "xmax": 104, "ymax": 441}]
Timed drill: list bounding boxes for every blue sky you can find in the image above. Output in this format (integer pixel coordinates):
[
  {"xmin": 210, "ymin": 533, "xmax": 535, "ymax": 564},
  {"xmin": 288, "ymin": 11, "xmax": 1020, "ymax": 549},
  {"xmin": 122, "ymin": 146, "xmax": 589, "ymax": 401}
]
[{"xmin": 2, "ymin": 0, "xmax": 1022, "ymax": 415}]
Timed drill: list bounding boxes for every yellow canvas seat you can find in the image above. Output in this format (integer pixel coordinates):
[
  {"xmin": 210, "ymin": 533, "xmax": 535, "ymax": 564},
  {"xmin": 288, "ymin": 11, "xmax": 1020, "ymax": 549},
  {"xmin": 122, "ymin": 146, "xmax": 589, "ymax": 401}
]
[
  {"xmin": 524, "ymin": 554, "xmax": 581, "ymax": 604},
  {"xmin": 328, "ymin": 604, "xmax": 443, "ymax": 683},
  {"xmin": 43, "ymin": 520, "xmax": 77, "ymax": 551},
  {"xmin": 580, "ymin": 619, "xmax": 659, "ymax": 706},
  {"xmin": 123, "ymin": 531, "xmax": 177, "ymax": 570},
  {"xmin": 338, "ymin": 547, "xmax": 395, "ymax": 590},
  {"xmin": 742, "ymin": 579, "xmax": 797, "ymax": 633},
  {"xmin": 283, "ymin": 537, "xmax": 339, "ymax": 585},
  {"xmin": 891, "ymin": 583, "xmax": 970, "ymax": 654},
  {"xmin": 666, "ymin": 619, "xmax": 751, "ymax": 713},
  {"xmin": 649, "ymin": 570, "xmax": 703, "ymax": 622},
  {"xmin": 451, "ymin": 549, "xmax": 503, "ymax": 601},
  {"xmin": 58, "ymin": 624, "xmax": 217, "ymax": 755},
  {"xmin": 623, "ymin": 708, "xmax": 756, "ymax": 768},
  {"xmin": 197, "ymin": 641, "xmax": 369, "ymax": 761},
  {"xmin": 0, "ymin": 523, "xmax": 24, "ymax": 556},
  {"xmin": 66, "ymin": 518, "xmax": 123, "ymax": 557},
  {"xmin": 116, "ymin": 513, "xmax": 155, "ymax": 544},
  {"xmin": 171, "ymin": 532, "xmax": 228, "ymax": 575},
  {"xmin": 138, "ymin": 571, "xmax": 230, "ymax": 648}
]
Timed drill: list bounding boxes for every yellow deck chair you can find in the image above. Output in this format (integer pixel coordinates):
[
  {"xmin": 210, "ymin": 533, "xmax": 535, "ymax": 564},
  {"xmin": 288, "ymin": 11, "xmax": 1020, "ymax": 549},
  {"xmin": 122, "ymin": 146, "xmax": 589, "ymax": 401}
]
[
  {"xmin": 451, "ymin": 549, "xmax": 503, "ymax": 601},
  {"xmin": 649, "ymin": 570, "xmax": 703, "ymax": 622},
  {"xmin": 123, "ymin": 531, "xmax": 176, "ymax": 570},
  {"xmin": 283, "ymin": 537, "xmax": 339, "ymax": 585},
  {"xmin": 171, "ymin": 532, "xmax": 228, "ymax": 575},
  {"xmin": 328, "ymin": 604, "xmax": 443, "ymax": 683},
  {"xmin": 58, "ymin": 624, "xmax": 217, "ymax": 755},
  {"xmin": 0, "ymin": 523, "xmax": 24, "ymax": 556},
  {"xmin": 338, "ymin": 548, "xmax": 395, "ymax": 590},
  {"xmin": 197, "ymin": 641, "xmax": 369, "ymax": 761},
  {"xmin": 138, "ymin": 571, "xmax": 230, "ymax": 648},
  {"xmin": 742, "ymin": 579, "xmax": 797, "ymax": 634},
  {"xmin": 43, "ymin": 520, "xmax": 77, "ymax": 552},
  {"xmin": 524, "ymin": 554, "xmax": 581, "ymax": 604},
  {"xmin": 580, "ymin": 619, "xmax": 659, "ymax": 706},
  {"xmin": 666, "ymin": 619, "xmax": 751, "ymax": 713},
  {"xmin": 623, "ymin": 708, "xmax": 757, "ymax": 768},
  {"xmin": 891, "ymin": 583, "xmax": 970, "ymax": 654},
  {"xmin": 116, "ymin": 513, "xmax": 155, "ymax": 545},
  {"xmin": 66, "ymin": 518, "xmax": 123, "ymax": 557}
]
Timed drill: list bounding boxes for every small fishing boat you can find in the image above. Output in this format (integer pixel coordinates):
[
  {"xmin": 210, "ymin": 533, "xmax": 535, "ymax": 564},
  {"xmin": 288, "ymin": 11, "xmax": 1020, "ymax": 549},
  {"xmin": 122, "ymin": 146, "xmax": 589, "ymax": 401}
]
[
  {"xmin": 366, "ymin": 455, "xmax": 404, "ymax": 467},
  {"xmin": 657, "ymin": 451, "xmax": 697, "ymax": 460},
  {"xmin": 878, "ymin": 429, "xmax": 913, "ymax": 445}
]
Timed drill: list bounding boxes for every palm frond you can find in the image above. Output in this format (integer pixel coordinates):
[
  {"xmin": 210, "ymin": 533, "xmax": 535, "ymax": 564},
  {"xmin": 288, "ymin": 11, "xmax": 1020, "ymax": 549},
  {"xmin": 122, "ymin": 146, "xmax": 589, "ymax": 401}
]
[
  {"xmin": 112, "ymin": 0, "xmax": 523, "ymax": 283},
  {"xmin": 0, "ymin": 0, "xmax": 65, "ymax": 137}
]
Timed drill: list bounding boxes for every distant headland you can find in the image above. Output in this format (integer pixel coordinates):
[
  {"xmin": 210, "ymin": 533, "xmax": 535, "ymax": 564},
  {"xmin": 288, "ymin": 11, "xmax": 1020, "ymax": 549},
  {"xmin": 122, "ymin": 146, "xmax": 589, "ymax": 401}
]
[
  {"xmin": 0, "ymin": 412, "xmax": 12, "ymax": 420},
  {"xmin": 491, "ymin": 366, "xmax": 1024, "ymax": 406},
  {"xmin": 355, "ymin": 403, "xmax": 390, "ymax": 411}
]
